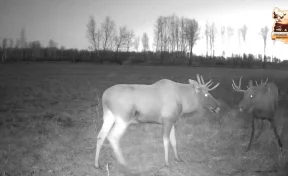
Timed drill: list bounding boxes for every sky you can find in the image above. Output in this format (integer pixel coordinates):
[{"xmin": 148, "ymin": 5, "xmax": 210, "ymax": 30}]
[{"xmin": 0, "ymin": 0, "xmax": 287, "ymax": 60}]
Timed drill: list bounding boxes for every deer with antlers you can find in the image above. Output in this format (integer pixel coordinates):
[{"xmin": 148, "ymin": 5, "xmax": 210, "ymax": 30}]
[
  {"xmin": 232, "ymin": 77, "xmax": 283, "ymax": 151},
  {"xmin": 95, "ymin": 74, "xmax": 220, "ymax": 169}
]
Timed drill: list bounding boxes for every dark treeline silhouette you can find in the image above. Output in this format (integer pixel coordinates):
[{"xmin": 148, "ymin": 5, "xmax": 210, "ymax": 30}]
[
  {"xmin": 0, "ymin": 15, "xmax": 287, "ymax": 69},
  {"xmin": 1, "ymin": 45, "xmax": 287, "ymax": 69}
]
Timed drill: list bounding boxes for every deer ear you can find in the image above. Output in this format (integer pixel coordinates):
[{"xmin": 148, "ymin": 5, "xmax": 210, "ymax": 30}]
[{"xmin": 248, "ymin": 80, "xmax": 253, "ymax": 87}]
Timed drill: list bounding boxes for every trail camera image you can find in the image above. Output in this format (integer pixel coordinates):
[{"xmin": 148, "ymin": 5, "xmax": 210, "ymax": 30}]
[{"xmin": 273, "ymin": 7, "xmax": 288, "ymax": 32}]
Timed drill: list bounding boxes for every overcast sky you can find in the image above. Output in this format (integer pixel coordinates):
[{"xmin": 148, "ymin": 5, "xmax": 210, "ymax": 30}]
[{"xmin": 0, "ymin": 0, "xmax": 287, "ymax": 60}]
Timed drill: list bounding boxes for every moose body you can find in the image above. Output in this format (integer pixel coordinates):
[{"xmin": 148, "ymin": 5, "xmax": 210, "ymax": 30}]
[
  {"xmin": 95, "ymin": 75, "xmax": 220, "ymax": 169},
  {"xmin": 232, "ymin": 77, "xmax": 283, "ymax": 151}
]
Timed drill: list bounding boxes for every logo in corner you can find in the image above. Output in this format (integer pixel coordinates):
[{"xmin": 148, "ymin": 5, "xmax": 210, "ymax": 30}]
[{"xmin": 272, "ymin": 7, "xmax": 288, "ymax": 44}]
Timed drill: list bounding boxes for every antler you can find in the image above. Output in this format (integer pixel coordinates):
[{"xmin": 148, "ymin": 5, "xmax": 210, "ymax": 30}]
[
  {"xmin": 196, "ymin": 74, "xmax": 220, "ymax": 91},
  {"xmin": 232, "ymin": 76, "xmax": 246, "ymax": 92},
  {"xmin": 264, "ymin": 78, "xmax": 268, "ymax": 84},
  {"xmin": 255, "ymin": 78, "xmax": 269, "ymax": 86}
]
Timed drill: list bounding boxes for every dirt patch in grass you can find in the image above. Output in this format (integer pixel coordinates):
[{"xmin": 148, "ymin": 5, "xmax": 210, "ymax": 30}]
[{"xmin": 0, "ymin": 63, "xmax": 288, "ymax": 176}]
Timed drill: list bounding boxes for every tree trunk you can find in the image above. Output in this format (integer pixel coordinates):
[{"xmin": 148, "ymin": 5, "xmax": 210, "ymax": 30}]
[
  {"xmin": 263, "ymin": 44, "xmax": 266, "ymax": 68},
  {"xmin": 189, "ymin": 46, "xmax": 193, "ymax": 66}
]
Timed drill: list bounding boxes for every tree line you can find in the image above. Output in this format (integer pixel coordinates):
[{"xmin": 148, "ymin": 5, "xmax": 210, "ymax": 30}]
[{"xmin": 0, "ymin": 14, "xmax": 286, "ymax": 69}]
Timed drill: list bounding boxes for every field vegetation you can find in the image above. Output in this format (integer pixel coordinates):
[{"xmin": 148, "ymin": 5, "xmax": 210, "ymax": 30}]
[{"xmin": 0, "ymin": 62, "xmax": 288, "ymax": 176}]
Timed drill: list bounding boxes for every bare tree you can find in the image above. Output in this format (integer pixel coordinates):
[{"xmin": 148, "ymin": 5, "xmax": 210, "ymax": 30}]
[
  {"xmin": 142, "ymin": 32, "xmax": 149, "ymax": 52},
  {"xmin": 29, "ymin": 40, "xmax": 41, "ymax": 59},
  {"xmin": 126, "ymin": 30, "xmax": 135, "ymax": 52},
  {"xmin": 209, "ymin": 22, "xmax": 217, "ymax": 57},
  {"xmin": 174, "ymin": 16, "xmax": 180, "ymax": 53},
  {"xmin": 238, "ymin": 29, "xmax": 241, "ymax": 46},
  {"xmin": 154, "ymin": 16, "xmax": 163, "ymax": 52},
  {"xmin": 2, "ymin": 38, "xmax": 8, "ymax": 48},
  {"xmin": 8, "ymin": 38, "xmax": 14, "ymax": 48},
  {"xmin": 260, "ymin": 26, "xmax": 269, "ymax": 68},
  {"xmin": 101, "ymin": 16, "xmax": 116, "ymax": 51},
  {"xmin": 179, "ymin": 17, "xmax": 186, "ymax": 56},
  {"xmin": 227, "ymin": 26, "xmax": 234, "ymax": 42},
  {"xmin": 20, "ymin": 27, "xmax": 27, "ymax": 48},
  {"xmin": 60, "ymin": 46, "xmax": 65, "ymax": 60},
  {"xmin": 114, "ymin": 26, "xmax": 129, "ymax": 52},
  {"xmin": 271, "ymin": 40, "xmax": 276, "ymax": 62},
  {"xmin": 96, "ymin": 29, "xmax": 101, "ymax": 50},
  {"xmin": 15, "ymin": 38, "xmax": 21, "ymax": 48},
  {"xmin": 167, "ymin": 14, "xmax": 177, "ymax": 53},
  {"xmin": 226, "ymin": 26, "xmax": 234, "ymax": 56},
  {"xmin": 153, "ymin": 21, "xmax": 160, "ymax": 52},
  {"xmin": 134, "ymin": 36, "xmax": 140, "ymax": 52},
  {"xmin": 205, "ymin": 22, "xmax": 210, "ymax": 57},
  {"xmin": 185, "ymin": 18, "xmax": 200, "ymax": 65},
  {"xmin": 20, "ymin": 27, "xmax": 27, "ymax": 59},
  {"xmin": 240, "ymin": 25, "xmax": 247, "ymax": 54},
  {"xmin": 240, "ymin": 25, "xmax": 247, "ymax": 42},
  {"xmin": 48, "ymin": 39, "xmax": 57, "ymax": 59},
  {"xmin": 220, "ymin": 26, "xmax": 225, "ymax": 57},
  {"xmin": 154, "ymin": 16, "xmax": 167, "ymax": 64},
  {"xmin": 237, "ymin": 29, "xmax": 241, "ymax": 55},
  {"xmin": 0, "ymin": 38, "xmax": 2, "ymax": 62},
  {"xmin": 154, "ymin": 14, "xmax": 185, "ymax": 63},
  {"xmin": 48, "ymin": 39, "xmax": 57, "ymax": 48},
  {"xmin": 160, "ymin": 17, "xmax": 169, "ymax": 52},
  {"xmin": 113, "ymin": 26, "xmax": 129, "ymax": 64},
  {"xmin": 1, "ymin": 38, "xmax": 8, "ymax": 63},
  {"xmin": 86, "ymin": 16, "xmax": 100, "ymax": 56}
]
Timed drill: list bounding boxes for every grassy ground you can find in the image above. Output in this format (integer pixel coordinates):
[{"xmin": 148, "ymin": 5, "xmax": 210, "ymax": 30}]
[{"xmin": 0, "ymin": 62, "xmax": 288, "ymax": 176}]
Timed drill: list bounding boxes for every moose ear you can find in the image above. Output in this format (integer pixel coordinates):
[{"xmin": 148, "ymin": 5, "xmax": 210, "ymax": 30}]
[
  {"xmin": 248, "ymin": 80, "xmax": 253, "ymax": 87},
  {"xmin": 189, "ymin": 79, "xmax": 198, "ymax": 86},
  {"xmin": 189, "ymin": 79, "xmax": 200, "ymax": 93}
]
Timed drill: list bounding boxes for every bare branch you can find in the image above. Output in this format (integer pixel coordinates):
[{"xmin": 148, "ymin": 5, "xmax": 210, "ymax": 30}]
[
  {"xmin": 86, "ymin": 16, "xmax": 100, "ymax": 51},
  {"xmin": 101, "ymin": 16, "xmax": 116, "ymax": 51}
]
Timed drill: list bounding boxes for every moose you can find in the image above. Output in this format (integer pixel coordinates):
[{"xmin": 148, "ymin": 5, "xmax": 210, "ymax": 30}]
[
  {"xmin": 232, "ymin": 77, "xmax": 283, "ymax": 152},
  {"xmin": 95, "ymin": 74, "xmax": 220, "ymax": 169}
]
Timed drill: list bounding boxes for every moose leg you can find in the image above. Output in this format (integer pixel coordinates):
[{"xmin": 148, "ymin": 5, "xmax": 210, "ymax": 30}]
[
  {"xmin": 269, "ymin": 119, "xmax": 283, "ymax": 150},
  {"xmin": 107, "ymin": 118, "xmax": 129, "ymax": 167},
  {"xmin": 246, "ymin": 116, "xmax": 255, "ymax": 152},
  {"xmin": 95, "ymin": 109, "xmax": 115, "ymax": 168},
  {"xmin": 255, "ymin": 119, "xmax": 264, "ymax": 142},
  {"xmin": 170, "ymin": 125, "xmax": 182, "ymax": 162},
  {"xmin": 162, "ymin": 120, "xmax": 173, "ymax": 167}
]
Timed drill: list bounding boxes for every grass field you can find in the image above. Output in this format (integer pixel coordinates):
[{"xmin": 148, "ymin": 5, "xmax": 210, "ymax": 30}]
[{"xmin": 0, "ymin": 62, "xmax": 288, "ymax": 176}]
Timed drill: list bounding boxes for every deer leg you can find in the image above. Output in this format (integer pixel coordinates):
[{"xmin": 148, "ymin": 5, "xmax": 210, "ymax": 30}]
[
  {"xmin": 162, "ymin": 120, "xmax": 173, "ymax": 167},
  {"xmin": 170, "ymin": 125, "xmax": 182, "ymax": 162},
  {"xmin": 246, "ymin": 115, "xmax": 255, "ymax": 152},
  {"xmin": 269, "ymin": 119, "xmax": 283, "ymax": 151},
  {"xmin": 107, "ymin": 118, "xmax": 129, "ymax": 167},
  {"xmin": 95, "ymin": 109, "xmax": 115, "ymax": 168}
]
